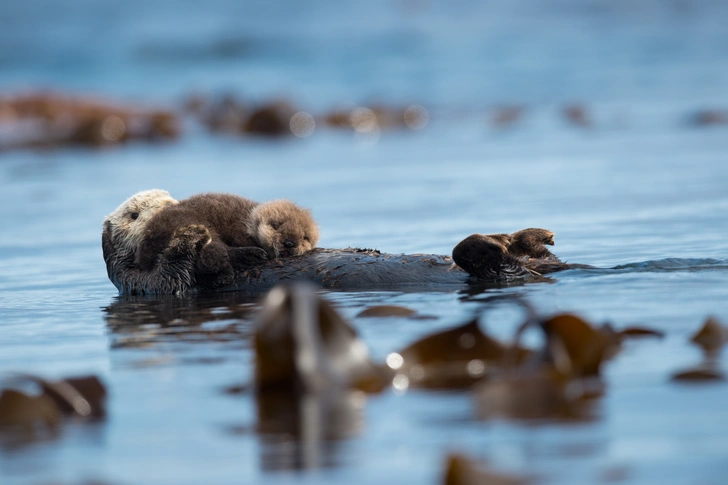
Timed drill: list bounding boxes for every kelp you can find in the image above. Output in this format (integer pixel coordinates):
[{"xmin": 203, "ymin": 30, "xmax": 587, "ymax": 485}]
[
  {"xmin": 671, "ymin": 316, "xmax": 727, "ymax": 382},
  {"xmin": 443, "ymin": 453, "xmax": 530, "ymax": 485},
  {"xmin": 0, "ymin": 374, "xmax": 106, "ymax": 444}
]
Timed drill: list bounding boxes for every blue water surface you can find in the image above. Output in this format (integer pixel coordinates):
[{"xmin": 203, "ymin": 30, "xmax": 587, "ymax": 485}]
[{"xmin": 1, "ymin": 1, "xmax": 728, "ymax": 484}]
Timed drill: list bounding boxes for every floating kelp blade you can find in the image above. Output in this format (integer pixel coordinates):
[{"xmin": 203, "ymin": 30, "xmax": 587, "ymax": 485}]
[
  {"xmin": 539, "ymin": 313, "xmax": 621, "ymax": 378},
  {"xmin": 0, "ymin": 389, "xmax": 60, "ymax": 430},
  {"xmin": 357, "ymin": 305, "xmax": 418, "ymax": 318},
  {"xmin": 690, "ymin": 316, "xmax": 728, "ymax": 352},
  {"xmin": 443, "ymin": 453, "xmax": 530, "ymax": 485},
  {"xmin": 16, "ymin": 374, "xmax": 107, "ymax": 418},
  {"xmin": 472, "ymin": 312, "xmax": 611, "ymax": 422},
  {"xmin": 619, "ymin": 326, "xmax": 665, "ymax": 339},
  {"xmin": 254, "ymin": 283, "xmax": 390, "ymax": 393},
  {"xmin": 670, "ymin": 366, "xmax": 725, "ymax": 382},
  {"xmin": 391, "ymin": 318, "xmax": 528, "ymax": 390}
]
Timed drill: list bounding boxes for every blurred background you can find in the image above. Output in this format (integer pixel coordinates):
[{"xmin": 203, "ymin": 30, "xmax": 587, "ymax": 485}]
[{"xmin": 1, "ymin": 1, "xmax": 728, "ymax": 484}]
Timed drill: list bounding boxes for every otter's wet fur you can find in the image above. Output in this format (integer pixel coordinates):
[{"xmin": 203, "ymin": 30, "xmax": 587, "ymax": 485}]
[{"xmin": 102, "ymin": 189, "xmax": 205, "ymax": 295}]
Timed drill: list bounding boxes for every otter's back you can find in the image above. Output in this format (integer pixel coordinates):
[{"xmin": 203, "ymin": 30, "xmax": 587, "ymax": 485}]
[{"xmin": 182, "ymin": 193, "xmax": 258, "ymax": 247}]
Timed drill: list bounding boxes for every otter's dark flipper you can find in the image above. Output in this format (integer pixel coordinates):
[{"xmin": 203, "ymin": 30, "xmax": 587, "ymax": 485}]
[
  {"xmin": 452, "ymin": 234, "xmax": 534, "ymax": 281},
  {"xmin": 228, "ymin": 246, "xmax": 270, "ymax": 270}
]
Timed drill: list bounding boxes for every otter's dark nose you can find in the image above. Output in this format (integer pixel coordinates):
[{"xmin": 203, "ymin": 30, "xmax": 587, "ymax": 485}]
[{"xmin": 283, "ymin": 240, "xmax": 296, "ymax": 249}]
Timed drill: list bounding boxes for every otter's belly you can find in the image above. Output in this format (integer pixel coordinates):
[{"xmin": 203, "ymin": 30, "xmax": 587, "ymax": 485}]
[{"xmin": 221, "ymin": 248, "xmax": 471, "ymax": 291}]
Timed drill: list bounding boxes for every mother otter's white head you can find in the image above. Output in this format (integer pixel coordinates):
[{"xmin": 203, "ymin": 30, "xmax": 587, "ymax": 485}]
[
  {"xmin": 104, "ymin": 189, "xmax": 178, "ymax": 255},
  {"xmin": 248, "ymin": 199, "xmax": 319, "ymax": 258}
]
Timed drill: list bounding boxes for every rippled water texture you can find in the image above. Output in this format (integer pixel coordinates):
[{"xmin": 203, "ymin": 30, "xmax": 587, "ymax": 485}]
[{"xmin": 1, "ymin": 1, "xmax": 728, "ymax": 484}]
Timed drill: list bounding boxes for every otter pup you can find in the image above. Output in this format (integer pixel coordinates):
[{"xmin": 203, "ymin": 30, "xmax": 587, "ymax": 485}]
[
  {"xmin": 248, "ymin": 199, "xmax": 319, "ymax": 259},
  {"xmin": 136, "ymin": 194, "xmax": 319, "ymax": 288},
  {"xmin": 102, "ymin": 189, "xmax": 208, "ymax": 295}
]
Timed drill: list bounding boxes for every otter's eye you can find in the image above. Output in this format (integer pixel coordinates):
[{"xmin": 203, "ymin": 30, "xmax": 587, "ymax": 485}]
[
  {"xmin": 270, "ymin": 221, "xmax": 281, "ymax": 230},
  {"xmin": 130, "ymin": 212, "xmax": 139, "ymax": 220}
]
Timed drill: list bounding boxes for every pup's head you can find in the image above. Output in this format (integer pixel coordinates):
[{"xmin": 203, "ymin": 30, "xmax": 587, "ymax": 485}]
[{"xmin": 249, "ymin": 199, "xmax": 319, "ymax": 258}]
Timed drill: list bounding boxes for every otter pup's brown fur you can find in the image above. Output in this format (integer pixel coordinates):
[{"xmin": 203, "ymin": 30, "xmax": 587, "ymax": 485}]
[
  {"xmin": 136, "ymin": 193, "xmax": 268, "ymax": 288},
  {"xmin": 136, "ymin": 194, "xmax": 319, "ymax": 288},
  {"xmin": 247, "ymin": 199, "xmax": 319, "ymax": 259}
]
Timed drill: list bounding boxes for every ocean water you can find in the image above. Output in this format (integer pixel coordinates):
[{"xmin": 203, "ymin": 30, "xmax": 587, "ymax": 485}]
[{"xmin": 1, "ymin": 1, "xmax": 728, "ymax": 484}]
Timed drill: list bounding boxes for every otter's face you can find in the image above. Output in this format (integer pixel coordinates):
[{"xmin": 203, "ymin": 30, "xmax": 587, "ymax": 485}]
[
  {"xmin": 250, "ymin": 200, "xmax": 320, "ymax": 258},
  {"xmin": 103, "ymin": 189, "xmax": 178, "ymax": 255}
]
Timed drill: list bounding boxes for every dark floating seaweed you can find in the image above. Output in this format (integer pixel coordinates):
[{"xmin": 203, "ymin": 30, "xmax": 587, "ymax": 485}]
[
  {"xmin": 671, "ymin": 316, "xmax": 727, "ymax": 383},
  {"xmin": 443, "ymin": 453, "xmax": 530, "ymax": 485},
  {"xmin": 0, "ymin": 93, "xmax": 179, "ymax": 150},
  {"xmin": 0, "ymin": 373, "xmax": 107, "ymax": 446}
]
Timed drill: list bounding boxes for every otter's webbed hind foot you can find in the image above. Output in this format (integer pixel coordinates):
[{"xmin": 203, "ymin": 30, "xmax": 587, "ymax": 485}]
[
  {"xmin": 452, "ymin": 234, "xmax": 532, "ymax": 281},
  {"xmin": 228, "ymin": 246, "xmax": 270, "ymax": 270}
]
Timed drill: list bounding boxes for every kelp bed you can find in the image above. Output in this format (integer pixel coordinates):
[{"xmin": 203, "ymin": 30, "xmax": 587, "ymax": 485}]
[{"xmin": 1, "ymin": 283, "xmax": 725, "ymax": 485}]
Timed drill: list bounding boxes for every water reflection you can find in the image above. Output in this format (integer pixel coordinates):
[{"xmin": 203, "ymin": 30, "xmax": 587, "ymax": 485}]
[
  {"xmin": 102, "ymin": 292, "xmax": 262, "ymax": 348},
  {"xmin": 256, "ymin": 388, "xmax": 366, "ymax": 471}
]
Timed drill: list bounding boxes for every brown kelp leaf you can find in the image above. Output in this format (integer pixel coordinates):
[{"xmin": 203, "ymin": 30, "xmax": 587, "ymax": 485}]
[
  {"xmin": 690, "ymin": 316, "xmax": 728, "ymax": 352},
  {"xmin": 357, "ymin": 305, "xmax": 418, "ymax": 318},
  {"xmin": 473, "ymin": 370, "xmax": 597, "ymax": 421},
  {"xmin": 670, "ymin": 366, "xmax": 725, "ymax": 382},
  {"xmin": 562, "ymin": 103, "xmax": 591, "ymax": 127},
  {"xmin": 619, "ymin": 326, "xmax": 665, "ymax": 339},
  {"xmin": 18, "ymin": 374, "xmax": 107, "ymax": 418},
  {"xmin": 254, "ymin": 283, "xmax": 390, "ymax": 394},
  {"xmin": 443, "ymin": 453, "xmax": 529, "ymax": 485},
  {"xmin": 0, "ymin": 389, "xmax": 60, "ymax": 429},
  {"xmin": 390, "ymin": 318, "xmax": 528, "ymax": 389},
  {"xmin": 541, "ymin": 314, "xmax": 620, "ymax": 378}
]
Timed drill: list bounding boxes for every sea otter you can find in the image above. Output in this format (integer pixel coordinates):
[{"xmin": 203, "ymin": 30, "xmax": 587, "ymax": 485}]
[
  {"xmin": 102, "ymin": 189, "xmax": 207, "ymax": 295},
  {"xmin": 135, "ymin": 193, "xmax": 319, "ymax": 288},
  {"xmin": 102, "ymin": 192, "xmax": 577, "ymax": 295}
]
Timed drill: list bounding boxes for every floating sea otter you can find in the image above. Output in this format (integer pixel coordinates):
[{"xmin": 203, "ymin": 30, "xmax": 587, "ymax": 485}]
[
  {"xmin": 103, "ymin": 190, "xmax": 320, "ymax": 293},
  {"xmin": 102, "ymin": 191, "xmax": 581, "ymax": 295}
]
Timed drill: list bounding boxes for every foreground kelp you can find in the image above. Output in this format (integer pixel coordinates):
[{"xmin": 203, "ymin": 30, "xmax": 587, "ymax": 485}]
[
  {"xmin": 254, "ymin": 284, "xmax": 389, "ymax": 393},
  {"xmin": 443, "ymin": 453, "xmax": 530, "ymax": 485},
  {"xmin": 246, "ymin": 284, "xmax": 640, "ymax": 473},
  {"xmin": 0, "ymin": 93, "xmax": 179, "ymax": 150},
  {"xmin": 252, "ymin": 284, "xmax": 623, "ymax": 423},
  {"xmin": 251, "ymin": 284, "xmax": 389, "ymax": 470},
  {"xmin": 0, "ymin": 374, "xmax": 106, "ymax": 446},
  {"xmin": 671, "ymin": 316, "xmax": 727, "ymax": 382}
]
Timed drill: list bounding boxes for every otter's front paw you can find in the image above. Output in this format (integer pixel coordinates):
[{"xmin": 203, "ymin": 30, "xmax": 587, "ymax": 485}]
[
  {"xmin": 173, "ymin": 224, "xmax": 212, "ymax": 251},
  {"xmin": 228, "ymin": 246, "xmax": 270, "ymax": 269}
]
